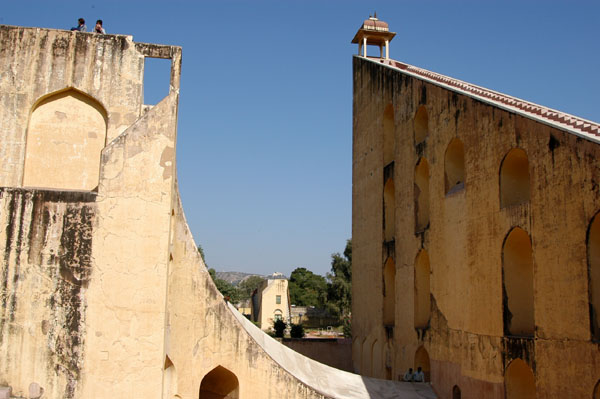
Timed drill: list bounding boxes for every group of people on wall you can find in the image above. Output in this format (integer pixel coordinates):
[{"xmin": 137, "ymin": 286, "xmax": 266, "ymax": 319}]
[{"xmin": 71, "ymin": 18, "xmax": 105, "ymax": 34}]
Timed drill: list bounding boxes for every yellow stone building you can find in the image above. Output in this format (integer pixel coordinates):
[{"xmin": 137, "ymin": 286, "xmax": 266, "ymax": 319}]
[
  {"xmin": 251, "ymin": 273, "xmax": 292, "ymax": 331},
  {"xmin": 351, "ymin": 16, "xmax": 600, "ymax": 399}
]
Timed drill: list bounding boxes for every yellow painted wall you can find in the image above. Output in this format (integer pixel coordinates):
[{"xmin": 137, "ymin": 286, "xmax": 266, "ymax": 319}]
[{"xmin": 352, "ymin": 56, "xmax": 600, "ymax": 398}]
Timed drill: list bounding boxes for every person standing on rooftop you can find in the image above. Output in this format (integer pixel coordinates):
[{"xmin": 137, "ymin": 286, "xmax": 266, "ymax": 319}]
[
  {"xmin": 71, "ymin": 18, "xmax": 87, "ymax": 32},
  {"xmin": 94, "ymin": 20, "xmax": 105, "ymax": 34}
]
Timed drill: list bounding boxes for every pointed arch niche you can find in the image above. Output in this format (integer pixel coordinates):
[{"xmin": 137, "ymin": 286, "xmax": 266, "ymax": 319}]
[
  {"xmin": 414, "ymin": 158, "xmax": 430, "ymax": 232},
  {"xmin": 500, "ymin": 148, "xmax": 530, "ymax": 208},
  {"xmin": 384, "ymin": 178, "xmax": 396, "ymax": 242},
  {"xmin": 588, "ymin": 212, "xmax": 600, "ymax": 340},
  {"xmin": 414, "ymin": 346, "xmax": 430, "ymax": 382},
  {"xmin": 503, "ymin": 227, "xmax": 534, "ymax": 337},
  {"xmin": 452, "ymin": 385, "xmax": 462, "ymax": 399},
  {"xmin": 414, "ymin": 105, "xmax": 428, "ymax": 145},
  {"xmin": 199, "ymin": 366, "xmax": 239, "ymax": 399},
  {"xmin": 383, "ymin": 256, "xmax": 396, "ymax": 326},
  {"xmin": 444, "ymin": 138, "xmax": 465, "ymax": 195},
  {"xmin": 383, "ymin": 104, "xmax": 395, "ymax": 165},
  {"xmin": 414, "ymin": 249, "xmax": 431, "ymax": 329},
  {"xmin": 23, "ymin": 88, "xmax": 108, "ymax": 191},
  {"xmin": 504, "ymin": 359, "xmax": 535, "ymax": 399}
]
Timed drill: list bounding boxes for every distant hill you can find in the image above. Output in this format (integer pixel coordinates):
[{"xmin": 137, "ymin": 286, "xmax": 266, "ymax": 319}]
[{"xmin": 215, "ymin": 271, "xmax": 265, "ymax": 286}]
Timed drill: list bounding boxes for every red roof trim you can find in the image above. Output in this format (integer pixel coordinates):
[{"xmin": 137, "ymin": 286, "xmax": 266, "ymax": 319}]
[{"xmin": 366, "ymin": 57, "xmax": 600, "ymax": 142}]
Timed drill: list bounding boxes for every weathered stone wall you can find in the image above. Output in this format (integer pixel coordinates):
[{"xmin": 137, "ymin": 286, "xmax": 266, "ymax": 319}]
[
  {"xmin": 352, "ymin": 56, "xmax": 600, "ymax": 398},
  {"xmin": 282, "ymin": 339, "xmax": 353, "ymax": 372},
  {"xmin": 0, "ymin": 26, "xmax": 148, "ymax": 188},
  {"xmin": 0, "ymin": 188, "xmax": 96, "ymax": 398}
]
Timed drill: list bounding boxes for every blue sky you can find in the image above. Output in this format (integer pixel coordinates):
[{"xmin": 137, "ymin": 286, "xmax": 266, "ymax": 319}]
[{"xmin": 3, "ymin": 1, "xmax": 599, "ymax": 277}]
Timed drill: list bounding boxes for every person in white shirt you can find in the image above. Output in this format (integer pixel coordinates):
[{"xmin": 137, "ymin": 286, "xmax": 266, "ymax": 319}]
[
  {"xmin": 413, "ymin": 366, "xmax": 425, "ymax": 382},
  {"xmin": 403, "ymin": 368, "xmax": 413, "ymax": 382}
]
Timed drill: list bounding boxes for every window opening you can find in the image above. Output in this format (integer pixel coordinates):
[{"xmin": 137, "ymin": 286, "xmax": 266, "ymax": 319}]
[
  {"xmin": 23, "ymin": 88, "xmax": 107, "ymax": 191},
  {"xmin": 384, "ymin": 178, "xmax": 396, "ymax": 241},
  {"xmin": 414, "ymin": 158, "xmax": 430, "ymax": 232},
  {"xmin": 414, "ymin": 105, "xmax": 429, "ymax": 145},
  {"xmin": 414, "ymin": 346, "xmax": 430, "ymax": 382},
  {"xmin": 504, "ymin": 359, "xmax": 535, "ymax": 399},
  {"xmin": 445, "ymin": 138, "xmax": 465, "ymax": 194},
  {"xmin": 500, "ymin": 148, "xmax": 530, "ymax": 208},
  {"xmin": 199, "ymin": 366, "xmax": 239, "ymax": 399},
  {"xmin": 383, "ymin": 257, "xmax": 396, "ymax": 326},
  {"xmin": 383, "ymin": 104, "xmax": 395, "ymax": 165},
  {"xmin": 276, "ymin": 295, "xmax": 281, "ymax": 304},
  {"xmin": 452, "ymin": 385, "xmax": 461, "ymax": 399},
  {"xmin": 143, "ymin": 57, "xmax": 172, "ymax": 105},
  {"xmin": 588, "ymin": 213, "xmax": 600, "ymax": 340},
  {"xmin": 503, "ymin": 227, "xmax": 534, "ymax": 336},
  {"xmin": 414, "ymin": 250, "xmax": 431, "ymax": 328}
]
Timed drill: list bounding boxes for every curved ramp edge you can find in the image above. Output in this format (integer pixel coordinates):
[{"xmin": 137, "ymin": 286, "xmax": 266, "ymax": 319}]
[
  {"xmin": 226, "ymin": 300, "xmax": 437, "ymax": 399},
  {"xmin": 167, "ymin": 177, "xmax": 436, "ymax": 399}
]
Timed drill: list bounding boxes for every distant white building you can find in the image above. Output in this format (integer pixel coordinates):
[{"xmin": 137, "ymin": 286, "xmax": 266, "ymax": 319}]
[{"xmin": 251, "ymin": 273, "xmax": 291, "ymax": 331}]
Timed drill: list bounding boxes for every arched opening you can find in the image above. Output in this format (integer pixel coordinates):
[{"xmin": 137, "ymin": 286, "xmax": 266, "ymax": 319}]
[
  {"xmin": 23, "ymin": 88, "xmax": 107, "ymax": 191},
  {"xmin": 589, "ymin": 213, "xmax": 600, "ymax": 340},
  {"xmin": 384, "ymin": 178, "xmax": 396, "ymax": 242},
  {"xmin": 503, "ymin": 227, "xmax": 534, "ymax": 336},
  {"xmin": 500, "ymin": 148, "xmax": 530, "ymax": 208},
  {"xmin": 452, "ymin": 385, "xmax": 461, "ymax": 399},
  {"xmin": 199, "ymin": 366, "xmax": 239, "ymax": 399},
  {"xmin": 445, "ymin": 138, "xmax": 465, "ymax": 194},
  {"xmin": 414, "ymin": 158, "xmax": 430, "ymax": 232},
  {"xmin": 504, "ymin": 358, "xmax": 535, "ymax": 399},
  {"xmin": 383, "ymin": 104, "xmax": 395, "ymax": 165},
  {"xmin": 414, "ymin": 105, "xmax": 428, "ymax": 145},
  {"xmin": 383, "ymin": 257, "xmax": 396, "ymax": 326},
  {"xmin": 273, "ymin": 309, "xmax": 283, "ymax": 322},
  {"xmin": 414, "ymin": 346, "xmax": 430, "ymax": 382},
  {"xmin": 594, "ymin": 380, "xmax": 600, "ymax": 399},
  {"xmin": 163, "ymin": 356, "xmax": 177, "ymax": 399},
  {"xmin": 414, "ymin": 250, "xmax": 431, "ymax": 329}
]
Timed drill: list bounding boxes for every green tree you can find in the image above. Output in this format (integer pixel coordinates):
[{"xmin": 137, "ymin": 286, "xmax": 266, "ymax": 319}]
[
  {"xmin": 273, "ymin": 319, "xmax": 287, "ymax": 338},
  {"xmin": 238, "ymin": 275, "xmax": 265, "ymax": 301},
  {"xmin": 289, "ymin": 267, "xmax": 328, "ymax": 307},
  {"xmin": 326, "ymin": 239, "xmax": 352, "ymax": 318},
  {"xmin": 198, "ymin": 245, "xmax": 207, "ymax": 266},
  {"xmin": 208, "ymin": 267, "xmax": 240, "ymax": 304},
  {"xmin": 290, "ymin": 323, "xmax": 305, "ymax": 338}
]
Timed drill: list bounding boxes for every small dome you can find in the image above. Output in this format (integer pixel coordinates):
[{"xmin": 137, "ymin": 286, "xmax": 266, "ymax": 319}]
[{"xmin": 362, "ymin": 16, "xmax": 389, "ymax": 32}]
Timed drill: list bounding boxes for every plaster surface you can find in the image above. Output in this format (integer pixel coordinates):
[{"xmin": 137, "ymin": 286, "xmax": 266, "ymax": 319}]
[{"xmin": 352, "ymin": 55, "xmax": 600, "ymax": 398}]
